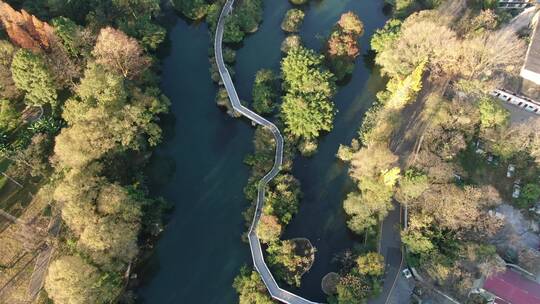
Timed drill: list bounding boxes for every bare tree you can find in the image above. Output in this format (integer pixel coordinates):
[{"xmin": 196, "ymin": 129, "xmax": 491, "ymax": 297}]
[{"xmin": 92, "ymin": 27, "xmax": 150, "ymax": 79}]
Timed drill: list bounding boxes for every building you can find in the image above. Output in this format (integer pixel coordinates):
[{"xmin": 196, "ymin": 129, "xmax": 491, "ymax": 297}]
[
  {"xmin": 499, "ymin": 0, "xmax": 537, "ymax": 9},
  {"xmin": 521, "ymin": 14, "xmax": 540, "ymax": 85},
  {"xmin": 482, "ymin": 269, "xmax": 540, "ymax": 304},
  {"xmin": 491, "ymin": 89, "xmax": 540, "ymax": 114}
]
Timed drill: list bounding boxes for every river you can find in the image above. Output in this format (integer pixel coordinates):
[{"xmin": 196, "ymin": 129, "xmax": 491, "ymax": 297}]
[{"xmin": 138, "ymin": 1, "xmax": 388, "ymax": 303}]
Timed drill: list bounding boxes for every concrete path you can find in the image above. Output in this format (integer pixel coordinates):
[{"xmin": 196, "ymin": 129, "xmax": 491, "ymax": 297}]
[{"xmin": 214, "ymin": 1, "xmax": 320, "ymax": 303}]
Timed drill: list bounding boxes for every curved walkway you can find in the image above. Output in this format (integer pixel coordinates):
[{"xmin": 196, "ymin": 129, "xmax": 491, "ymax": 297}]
[{"xmin": 214, "ymin": 1, "xmax": 320, "ymax": 303}]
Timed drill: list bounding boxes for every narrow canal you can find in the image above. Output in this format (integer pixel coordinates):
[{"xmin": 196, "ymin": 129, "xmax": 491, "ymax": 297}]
[{"xmin": 138, "ymin": 1, "xmax": 388, "ymax": 303}]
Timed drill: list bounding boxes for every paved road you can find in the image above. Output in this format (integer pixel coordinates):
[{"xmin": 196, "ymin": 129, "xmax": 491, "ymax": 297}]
[
  {"xmin": 369, "ymin": 201, "xmax": 403, "ymax": 304},
  {"xmin": 214, "ymin": 1, "xmax": 320, "ymax": 303}
]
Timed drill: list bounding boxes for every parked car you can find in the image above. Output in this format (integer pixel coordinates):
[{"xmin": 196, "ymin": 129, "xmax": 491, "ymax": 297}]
[
  {"xmin": 486, "ymin": 154, "xmax": 499, "ymax": 165},
  {"xmin": 402, "ymin": 268, "xmax": 413, "ymax": 279},
  {"xmin": 512, "ymin": 182, "xmax": 521, "ymax": 199},
  {"xmin": 507, "ymin": 164, "xmax": 516, "ymax": 178},
  {"xmin": 475, "ymin": 140, "xmax": 485, "ymax": 154}
]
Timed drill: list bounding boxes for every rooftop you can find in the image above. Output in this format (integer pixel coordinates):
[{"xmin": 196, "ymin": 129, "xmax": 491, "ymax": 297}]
[
  {"xmin": 522, "ymin": 18, "xmax": 540, "ymax": 76},
  {"xmin": 484, "ymin": 269, "xmax": 540, "ymax": 304}
]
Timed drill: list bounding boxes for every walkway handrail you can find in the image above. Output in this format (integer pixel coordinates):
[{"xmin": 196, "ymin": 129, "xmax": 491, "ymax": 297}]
[{"xmin": 214, "ymin": 1, "xmax": 321, "ymax": 303}]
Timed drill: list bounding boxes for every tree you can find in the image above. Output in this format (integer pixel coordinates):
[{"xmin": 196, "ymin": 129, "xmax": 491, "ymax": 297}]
[
  {"xmin": 517, "ymin": 183, "xmax": 540, "ymax": 209},
  {"xmin": 75, "ymin": 63, "xmax": 127, "ymax": 109},
  {"xmin": 375, "ymin": 16, "xmax": 459, "ymax": 78},
  {"xmin": 371, "ymin": 19, "xmax": 402, "ymax": 54},
  {"xmin": 79, "ymin": 215, "xmax": 140, "ymax": 269},
  {"xmin": 267, "ymin": 240, "xmax": 312, "ymax": 287},
  {"xmin": 6, "ymin": 133, "xmax": 53, "ymax": 181},
  {"xmin": 337, "ymin": 12, "xmax": 364, "ymax": 36},
  {"xmin": 252, "ymin": 69, "xmax": 278, "ymax": 114},
  {"xmin": 11, "ymin": 49, "xmax": 57, "ymax": 106},
  {"xmin": 173, "ymin": 0, "xmax": 209, "ymax": 20},
  {"xmin": 224, "ymin": 18, "xmax": 245, "ymax": 43},
  {"xmin": 257, "ymin": 214, "xmax": 282, "ymax": 243},
  {"xmin": 53, "ymin": 116, "xmax": 119, "ymax": 168},
  {"xmin": 281, "ymin": 9, "xmax": 305, "ymax": 33},
  {"xmin": 93, "ymin": 27, "xmax": 150, "ymax": 79},
  {"xmin": 349, "ymin": 144, "xmax": 398, "ymax": 182},
  {"xmin": 281, "ymin": 94, "xmax": 334, "ymax": 140},
  {"xmin": 459, "ymin": 30, "xmax": 525, "ymax": 81},
  {"xmin": 52, "ymin": 17, "xmax": 87, "ymax": 58},
  {"xmin": 281, "ymin": 46, "xmax": 336, "ymax": 141},
  {"xmin": 326, "ymin": 12, "xmax": 364, "ymax": 80},
  {"xmin": 0, "ymin": 40, "xmax": 21, "ymax": 100},
  {"xmin": 281, "ymin": 35, "xmax": 302, "ymax": 53},
  {"xmin": 411, "ymin": 184, "xmax": 498, "ymax": 231},
  {"xmin": 233, "ymin": 266, "xmax": 273, "ymax": 304},
  {"xmin": 45, "ymin": 255, "xmax": 120, "ymax": 304},
  {"xmin": 478, "ymin": 96, "xmax": 509, "ymax": 130},
  {"xmin": 281, "ymin": 46, "xmax": 335, "ymax": 101},
  {"xmin": 356, "ymin": 252, "xmax": 384, "ymax": 277},
  {"xmin": 0, "ymin": 99, "xmax": 20, "ymax": 132},
  {"xmin": 265, "ymin": 174, "xmax": 301, "ymax": 225},
  {"xmin": 334, "ymin": 273, "xmax": 371, "ymax": 304},
  {"xmin": 401, "ymin": 229, "xmax": 434, "ymax": 255},
  {"xmin": 327, "ymin": 31, "xmax": 360, "ymax": 58},
  {"xmin": 234, "ymin": 0, "xmax": 263, "ymax": 33},
  {"xmin": 396, "ymin": 168, "xmax": 429, "ymax": 204},
  {"xmin": 55, "ymin": 85, "xmax": 168, "ymax": 168}
]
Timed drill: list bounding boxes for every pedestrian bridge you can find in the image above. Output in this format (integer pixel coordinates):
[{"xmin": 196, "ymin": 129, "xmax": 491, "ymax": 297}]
[{"xmin": 214, "ymin": 1, "xmax": 321, "ymax": 303}]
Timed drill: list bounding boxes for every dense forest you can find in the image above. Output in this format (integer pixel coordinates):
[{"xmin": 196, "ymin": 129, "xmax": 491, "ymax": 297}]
[
  {"xmin": 0, "ymin": 0, "xmax": 169, "ymax": 303},
  {"xmin": 2, "ymin": 0, "xmax": 535, "ymax": 303},
  {"xmin": 338, "ymin": 0, "xmax": 539, "ymax": 302}
]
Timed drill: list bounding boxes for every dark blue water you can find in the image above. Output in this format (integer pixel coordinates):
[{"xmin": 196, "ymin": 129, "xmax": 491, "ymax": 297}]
[{"xmin": 138, "ymin": 1, "xmax": 388, "ymax": 303}]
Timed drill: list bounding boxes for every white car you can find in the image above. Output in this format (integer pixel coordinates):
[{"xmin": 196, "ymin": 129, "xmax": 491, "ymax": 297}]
[
  {"xmin": 402, "ymin": 268, "xmax": 412, "ymax": 279},
  {"xmin": 507, "ymin": 164, "xmax": 516, "ymax": 178},
  {"xmin": 512, "ymin": 183, "xmax": 521, "ymax": 199}
]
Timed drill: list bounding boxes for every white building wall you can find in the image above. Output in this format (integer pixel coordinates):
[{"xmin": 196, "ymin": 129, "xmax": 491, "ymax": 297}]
[{"xmin": 520, "ymin": 67, "xmax": 540, "ymax": 85}]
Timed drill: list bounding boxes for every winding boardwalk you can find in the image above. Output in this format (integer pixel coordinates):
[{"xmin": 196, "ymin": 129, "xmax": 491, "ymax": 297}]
[{"xmin": 214, "ymin": 1, "xmax": 320, "ymax": 303}]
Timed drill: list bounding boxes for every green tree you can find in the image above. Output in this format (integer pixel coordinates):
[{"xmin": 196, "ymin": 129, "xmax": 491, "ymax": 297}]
[
  {"xmin": 0, "ymin": 99, "xmax": 20, "ymax": 132},
  {"xmin": 356, "ymin": 252, "xmax": 385, "ymax": 277},
  {"xmin": 75, "ymin": 63, "xmax": 127, "ymax": 110},
  {"xmin": 264, "ymin": 174, "xmax": 301, "ymax": 225},
  {"xmin": 281, "ymin": 46, "xmax": 336, "ymax": 141},
  {"xmin": 371, "ymin": 19, "xmax": 402, "ymax": 54},
  {"xmin": 11, "ymin": 49, "xmax": 57, "ymax": 107},
  {"xmin": 517, "ymin": 183, "xmax": 540, "ymax": 209},
  {"xmin": 401, "ymin": 229, "xmax": 434, "ymax": 255},
  {"xmin": 396, "ymin": 168, "xmax": 429, "ymax": 204},
  {"xmin": 267, "ymin": 240, "xmax": 312, "ymax": 287},
  {"xmin": 173, "ymin": 0, "xmax": 209, "ymax": 20},
  {"xmin": 6, "ymin": 133, "xmax": 53, "ymax": 181},
  {"xmin": 52, "ymin": 17, "xmax": 85, "ymax": 57},
  {"xmin": 252, "ymin": 69, "xmax": 278, "ymax": 114},
  {"xmin": 233, "ymin": 266, "xmax": 273, "ymax": 304},
  {"xmin": 478, "ymin": 96, "xmax": 509, "ymax": 129},
  {"xmin": 224, "ymin": 18, "xmax": 245, "ymax": 43}
]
